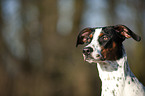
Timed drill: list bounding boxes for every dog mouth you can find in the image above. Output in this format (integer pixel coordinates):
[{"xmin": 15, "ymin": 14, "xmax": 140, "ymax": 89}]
[
  {"xmin": 83, "ymin": 54, "xmax": 92, "ymax": 61},
  {"xmin": 83, "ymin": 54, "xmax": 105, "ymax": 63}
]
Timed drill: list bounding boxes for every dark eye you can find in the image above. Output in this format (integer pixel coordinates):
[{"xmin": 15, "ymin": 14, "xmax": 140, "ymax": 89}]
[{"xmin": 102, "ymin": 35, "xmax": 108, "ymax": 41}]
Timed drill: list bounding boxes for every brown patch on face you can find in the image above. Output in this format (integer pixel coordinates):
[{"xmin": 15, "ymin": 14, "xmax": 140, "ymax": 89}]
[
  {"xmin": 89, "ymin": 34, "xmax": 93, "ymax": 38},
  {"xmin": 101, "ymin": 41, "xmax": 122, "ymax": 61},
  {"xmin": 99, "ymin": 33, "xmax": 104, "ymax": 37}
]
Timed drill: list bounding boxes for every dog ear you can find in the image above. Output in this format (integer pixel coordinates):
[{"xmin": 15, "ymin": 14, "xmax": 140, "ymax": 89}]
[
  {"xmin": 113, "ymin": 25, "xmax": 141, "ymax": 42},
  {"xmin": 76, "ymin": 28, "xmax": 95, "ymax": 47}
]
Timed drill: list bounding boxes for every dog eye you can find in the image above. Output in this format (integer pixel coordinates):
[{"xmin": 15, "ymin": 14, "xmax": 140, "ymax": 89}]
[{"xmin": 102, "ymin": 36, "xmax": 108, "ymax": 41}]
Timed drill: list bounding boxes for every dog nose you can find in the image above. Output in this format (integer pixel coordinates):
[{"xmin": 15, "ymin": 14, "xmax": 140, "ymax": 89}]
[{"xmin": 83, "ymin": 47, "xmax": 93, "ymax": 55}]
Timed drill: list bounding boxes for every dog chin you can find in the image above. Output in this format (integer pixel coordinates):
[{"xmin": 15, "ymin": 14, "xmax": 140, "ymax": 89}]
[
  {"xmin": 83, "ymin": 54, "xmax": 104, "ymax": 63},
  {"xmin": 85, "ymin": 58, "xmax": 101, "ymax": 63},
  {"xmin": 85, "ymin": 59, "xmax": 97, "ymax": 63}
]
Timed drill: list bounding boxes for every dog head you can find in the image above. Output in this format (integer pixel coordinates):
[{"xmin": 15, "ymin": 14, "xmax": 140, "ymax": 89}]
[{"xmin": 76, "ymin": 25, "xmax": 141, "ymax": 63}]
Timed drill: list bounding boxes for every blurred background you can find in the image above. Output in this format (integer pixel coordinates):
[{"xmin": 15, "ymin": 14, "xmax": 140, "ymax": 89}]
[{"xmin": 0, "ymin": 0, "xmax": 145, "ymax": 96}]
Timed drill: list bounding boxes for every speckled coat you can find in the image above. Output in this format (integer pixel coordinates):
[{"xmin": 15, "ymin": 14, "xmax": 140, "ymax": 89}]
[
  {"xmin": 76, "ymin": 25, "xmax": 145, "ymax": 96},
  {"xmin": 97, "ymin": 50, "xmax": 145, "ymax": 96}
]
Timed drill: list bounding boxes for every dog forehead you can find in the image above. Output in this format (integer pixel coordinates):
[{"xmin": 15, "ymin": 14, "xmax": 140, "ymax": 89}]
[{"xmin": 91, "ymin": 28, "xmax": 102, "ymax": 42}]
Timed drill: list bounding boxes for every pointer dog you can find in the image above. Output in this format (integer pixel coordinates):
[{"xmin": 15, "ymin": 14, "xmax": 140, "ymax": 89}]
[{"xmin": 76, "ymin": 25, "xmax": 145, "ymax": 96}]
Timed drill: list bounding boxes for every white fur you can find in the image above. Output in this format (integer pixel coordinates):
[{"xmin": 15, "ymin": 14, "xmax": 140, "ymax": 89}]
[
  {"xmin": 85, "ymin": 28, "xmax": 102, "ymax": 63},
  {"xmin": 97, "ymin": 49, "xmax": 145, "ymax": 96},
  {"xmin": 84, "ymin": 30, "xmax": 145, "ymax": 96}
]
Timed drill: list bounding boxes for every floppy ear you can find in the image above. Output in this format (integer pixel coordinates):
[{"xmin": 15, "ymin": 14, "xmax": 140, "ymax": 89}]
[
  {"xmin": 113, "ymin": 24, "xmax": 141, "ymax": 42},
  {"xmin": 76, "ymin": 28, "xmax": 95, "ymax": 47}
]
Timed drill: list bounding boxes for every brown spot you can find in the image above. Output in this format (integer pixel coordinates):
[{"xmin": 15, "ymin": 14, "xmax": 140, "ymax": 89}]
[
  {"xmin": 89, "ymin": 34, "xmax": 93, "ymax": 38},
  {"xmin": 101, "ymin": 41, "xmax": 122, "ymax": 61},
  {"xmin": 99, "ymin": 33, "xmax": 104, "ymax": 37}
]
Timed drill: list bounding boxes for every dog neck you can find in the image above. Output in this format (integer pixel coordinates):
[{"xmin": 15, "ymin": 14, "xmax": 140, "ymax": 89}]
[
  {"xmin": 97, "ymin": 47, "xmax": 132, "ymax": 77},
  {"xmin": 97, "ymin": 48, "xmax": 135, "ymax": 95}
]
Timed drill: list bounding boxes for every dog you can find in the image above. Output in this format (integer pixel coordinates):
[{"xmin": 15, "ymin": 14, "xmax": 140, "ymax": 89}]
[{"xmin": 76, "ymin": 25, "xmax": 145, "ymax": 96}]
